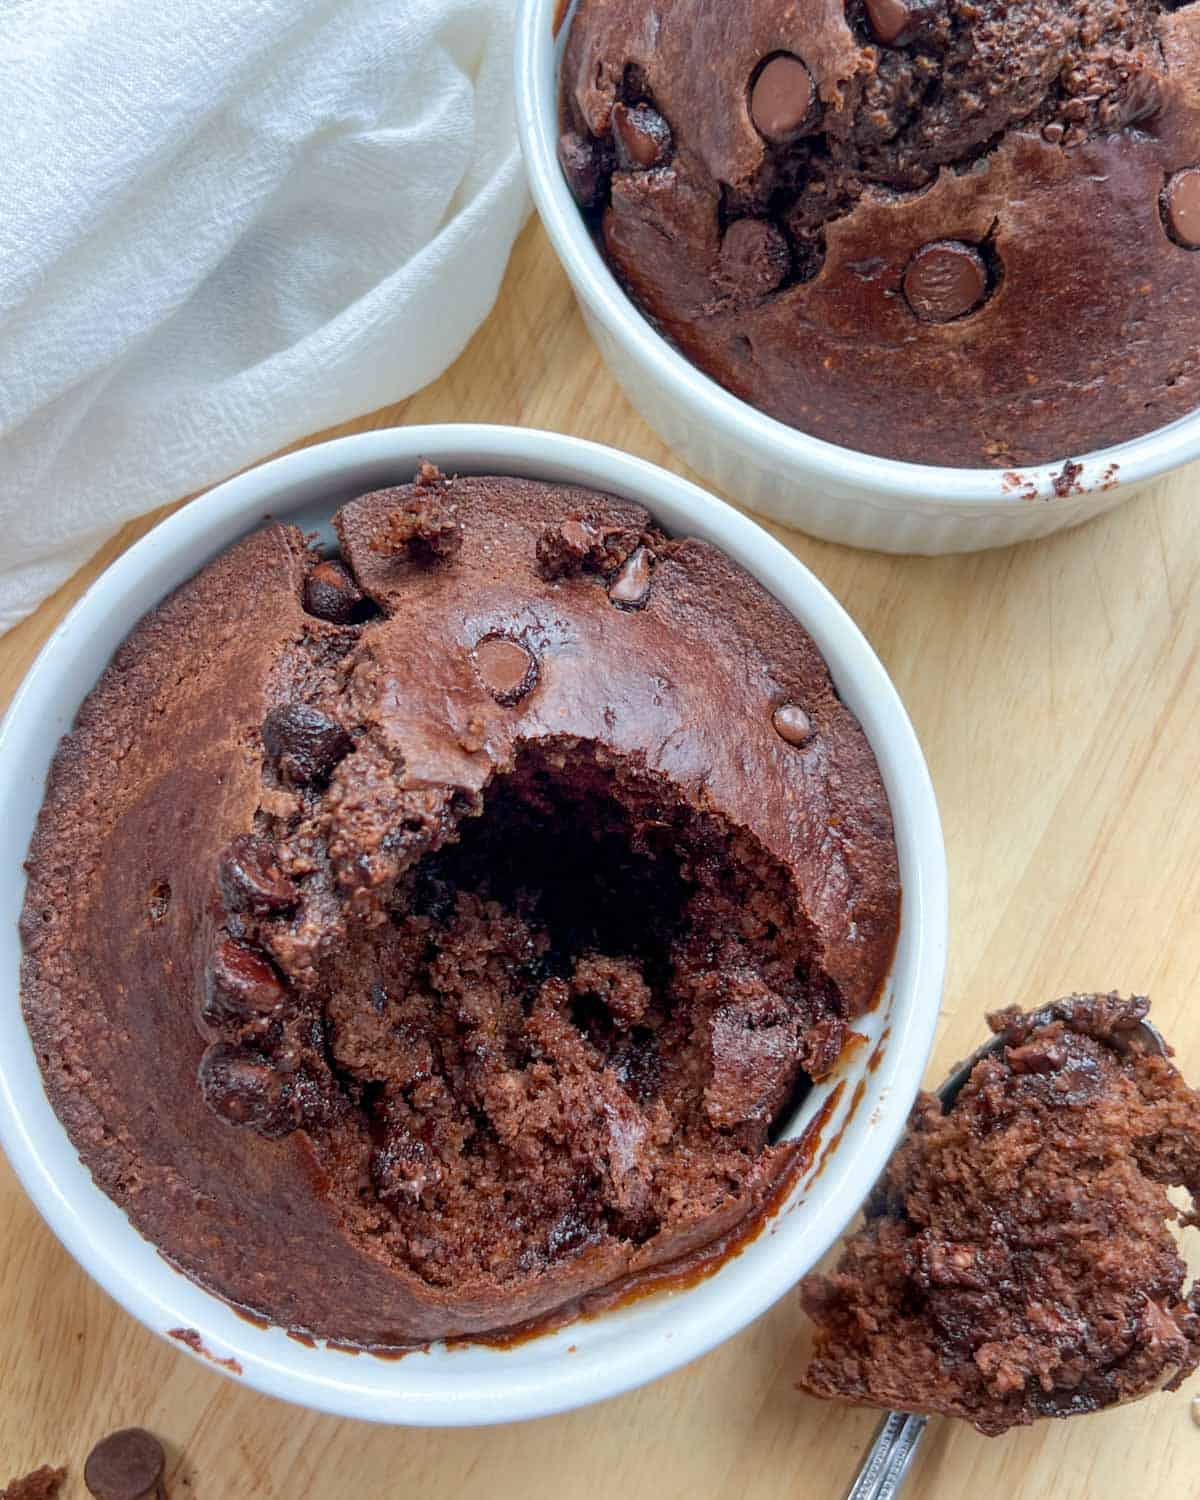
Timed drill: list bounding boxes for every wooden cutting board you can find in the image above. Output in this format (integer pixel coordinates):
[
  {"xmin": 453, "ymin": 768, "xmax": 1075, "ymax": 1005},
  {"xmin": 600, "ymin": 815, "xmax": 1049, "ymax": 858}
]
[{"xmin": 2, "ymin": 219, "xmax": 1198, "ymax": 1499}]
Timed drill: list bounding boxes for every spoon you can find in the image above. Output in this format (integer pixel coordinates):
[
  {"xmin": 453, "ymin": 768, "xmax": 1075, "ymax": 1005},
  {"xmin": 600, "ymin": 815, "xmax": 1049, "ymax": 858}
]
[{"xmin": 841, "ymin": 1002, "xmax": 1169, "ymax": 1500}]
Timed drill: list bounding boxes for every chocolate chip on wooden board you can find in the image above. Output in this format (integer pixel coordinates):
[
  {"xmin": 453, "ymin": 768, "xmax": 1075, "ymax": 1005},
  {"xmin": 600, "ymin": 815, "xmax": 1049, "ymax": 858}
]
[{"xmin": 84, "ymin": 1429, "xmax": 166, "ymax": 1500}]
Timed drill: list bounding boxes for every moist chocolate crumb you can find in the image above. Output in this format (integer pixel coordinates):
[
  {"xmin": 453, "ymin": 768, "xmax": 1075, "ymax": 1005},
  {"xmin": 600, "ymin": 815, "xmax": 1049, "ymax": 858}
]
[
  {"xmin": 1052, "ymin": 458, "xmax": 1085, "ymax": 496},
  {"xmin": 370, "ymin": 476, "xmax": 463, "ymax": 563},
  {"xmin": 1, "ymin": 1468, "xmax": 66, "ymax": 1500},
  {"xmin": 535, "ymin": 514, "xmax": 641, "ymax": 579},
  {"xmin": 217, "ymin": 835, "xmax": 297, "ymax": 916},
  {"xmin": 799, "ymin": 995, "xmax": 1200, "ymax": 1436}
]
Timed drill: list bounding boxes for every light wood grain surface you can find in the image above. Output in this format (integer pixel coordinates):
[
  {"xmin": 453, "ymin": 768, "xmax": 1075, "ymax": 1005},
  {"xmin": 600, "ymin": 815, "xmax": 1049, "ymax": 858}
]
[{"xmin": 2, "ymin": 218, "xmax": 1199, "ymax": 1499}]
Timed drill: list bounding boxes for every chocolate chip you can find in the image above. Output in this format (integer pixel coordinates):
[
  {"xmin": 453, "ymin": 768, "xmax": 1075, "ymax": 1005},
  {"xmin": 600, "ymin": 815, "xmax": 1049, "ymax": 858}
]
[
  {"xmin": 204, "ymin": 937, "xmax": 287, "ymax": 1026},
  {"xmin": 865, "ymin": 0, "xmax": 915, "ymax": 44},
  {"xmin": 750, "ymin": 54, "xmax": 816, "ymax": 142},
  {"xmin": 217, "ymin": 835, "xmax": 297, "ymax": 916},
  {"xmin": 611, "ymin": 103, "xmax": 671, "ymax": 170},
  {"xmin": 198, "ymin": 1044, "xmax": 296, "ymax": 1136},
  {"xmin": 903, "ymin": 240, "xmax": 989, "ymax": 322},
  {"xmin": 559, "ymin": 130, "xmax": 606, "ymax": 207},
  {"xmin": 303, "ymin": 559, "xmax": 365, "ymax": 625},
  {"xmin": 1163, "ymin": 168, "xmax": 1200, "ymax": 250},
  {"xmin": 608, "ymin": 546, "xmax": 652, "ymax": 608},
  {"xmin": 474, "ymin": 636, "xmax": 538, "ymax": 704},
  {"xmin": 772, "ymin": 703, "xmax": 813, "ymax": 746},
  {"xmin": 718, "ymin": 218, "xmax": 791, "ymax": 300},
  {"xmin": 1006, "ymin": 1039, "xmax": 1068, "ymax": 1074},
  {"xmin": 83, "ymin": 1428, "xmax": 165, "ymax": 1500},
  {"xmin": 1041, "ymin": 122, "xmax": 1066, "ymax": 145},
  {"xmin": 262, "ymin": 703, "xmax": 352, "ymax": 785}
]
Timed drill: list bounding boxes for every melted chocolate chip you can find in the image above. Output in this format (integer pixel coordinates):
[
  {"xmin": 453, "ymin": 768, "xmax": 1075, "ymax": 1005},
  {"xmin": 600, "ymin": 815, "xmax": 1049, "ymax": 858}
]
[
  {"xmin": 303, "ymin": 559, "xmax": 365, "ymax": 625},
  {"xmin": 559, "ymin": 129, "xmax": 606, "ymax": 207},
  {"xmin": 1163, "ymin": 168, "xmax": 1200, "ymax": 250},
  {"xmin": 217, "ymin": 835, "xmax": 297, "ymax": 916},
  {"xmin": 612, "ymin": 103, "xmax": 672, "ymax": 170},
  {"xmin": 83, "ymin": 1428, "xmax": 165, "ymax": 1500},
  {"xmin": 750, "ymin": 55, "xmax": 816, "ymax": 142},
  {"xmin": 718, "ymin": 218, "xmax": 791, "ymax": 300},
  {"xmin": 608, "ymin": 546, "xmax": 652, "ymax": 608},
  {"xmin": 262, "ymin": 703, "xmax": 353, "ymax": 784},
  {"xmin": 474, "ymin": 636, "xmax": 538, "ymax": 704},
  {"xmin": 903, "ymin": 240, "xmax": 990, "ymax": 322},
  {"xmin": 1006, "ymin": 1039, "xmax": 1068, "ymax": 1075},
  {"xmin": 198, "ymin": 1044, "xmax": 296, "ymax": 1136},
  {"xmin": 204, "ymin": 937, "xmax": 287, "ymax": 1026},
  {"xmin": 772, "ymin": 703, "xmax": 814, "ymax": 746},
  {"xmin": 865, "ymin": 0, "xmax": 914, "ymax": 44}
]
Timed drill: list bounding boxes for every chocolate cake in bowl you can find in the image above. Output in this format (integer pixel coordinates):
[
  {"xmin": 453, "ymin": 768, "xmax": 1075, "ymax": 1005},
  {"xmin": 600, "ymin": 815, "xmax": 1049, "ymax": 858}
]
[
  {"xmin": 18, "ymin": 459, "xmax": 904, "ymax": 1350},
  {"xmin": 557, "ymin": 0, "xmax": 1200, "ymax": 469},
  {"xmin": 517, "ymin": 0, "xmax": 1200, "ymax": 552}
]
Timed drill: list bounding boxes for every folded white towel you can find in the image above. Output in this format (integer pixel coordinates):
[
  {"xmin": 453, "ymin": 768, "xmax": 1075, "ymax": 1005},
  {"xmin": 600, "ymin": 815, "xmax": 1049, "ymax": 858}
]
[{"xmin": 0, "ymin": 0, "xmax": 529, "ymax": 632}]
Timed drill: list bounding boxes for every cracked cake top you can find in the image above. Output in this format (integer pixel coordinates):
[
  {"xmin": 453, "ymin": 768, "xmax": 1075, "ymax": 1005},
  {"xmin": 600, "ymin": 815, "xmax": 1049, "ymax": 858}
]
[{"xmin": 20, "ymin": 468, "xmax": 899, "ymax": 1346}]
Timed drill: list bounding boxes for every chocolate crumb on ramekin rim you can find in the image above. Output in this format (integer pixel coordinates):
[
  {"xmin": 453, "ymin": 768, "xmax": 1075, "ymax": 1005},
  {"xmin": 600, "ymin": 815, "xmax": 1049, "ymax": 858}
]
[
  {"xmin": 20, "ymin": 467, "xmax": 899, "ymax": 1348},
  {"xmin": 558, "ymin": 0, "xmax": 1200, "ymax": 468}
]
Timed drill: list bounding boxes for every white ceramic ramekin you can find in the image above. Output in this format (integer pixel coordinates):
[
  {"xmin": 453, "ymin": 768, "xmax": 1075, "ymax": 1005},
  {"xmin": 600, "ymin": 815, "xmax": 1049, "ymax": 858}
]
[
  {"xmin": 0, "ymin": 426, "xmax": 946, "ymax": 1425},
  {"xmin": 515, "ymin": 0, "xmax": 1200, "ymax": 554}
]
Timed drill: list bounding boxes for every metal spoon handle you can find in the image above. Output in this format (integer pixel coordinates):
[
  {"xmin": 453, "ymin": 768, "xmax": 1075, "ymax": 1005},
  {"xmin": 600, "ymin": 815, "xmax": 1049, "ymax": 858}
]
[{"xmin": 843, "ymin": 1411, "xmax": 928, "ymax": 1500}]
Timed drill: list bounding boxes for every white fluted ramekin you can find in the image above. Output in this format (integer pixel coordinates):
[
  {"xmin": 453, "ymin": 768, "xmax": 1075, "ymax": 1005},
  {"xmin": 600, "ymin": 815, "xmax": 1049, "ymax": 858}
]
[
  {"xmin": 0, "ymin": 426, "xmax": 946, "ymax": 1424},
  {"xmin": 515, "ymin": 0, "xmax": 1200, "ymax": 554}
]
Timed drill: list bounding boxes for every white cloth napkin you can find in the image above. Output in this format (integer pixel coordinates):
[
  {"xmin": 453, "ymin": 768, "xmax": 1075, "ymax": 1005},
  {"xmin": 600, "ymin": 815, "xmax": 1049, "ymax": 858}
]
[{"xmin": 0, "ymin": 0, "xmax": 529, "ymax": 633}]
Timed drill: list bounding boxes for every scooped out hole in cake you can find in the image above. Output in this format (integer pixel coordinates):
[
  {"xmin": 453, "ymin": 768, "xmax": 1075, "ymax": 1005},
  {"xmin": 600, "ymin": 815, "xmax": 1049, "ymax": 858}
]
[{"xmin": 207, "ymin": 738, "xmax": 851, "ymax": 1289}]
